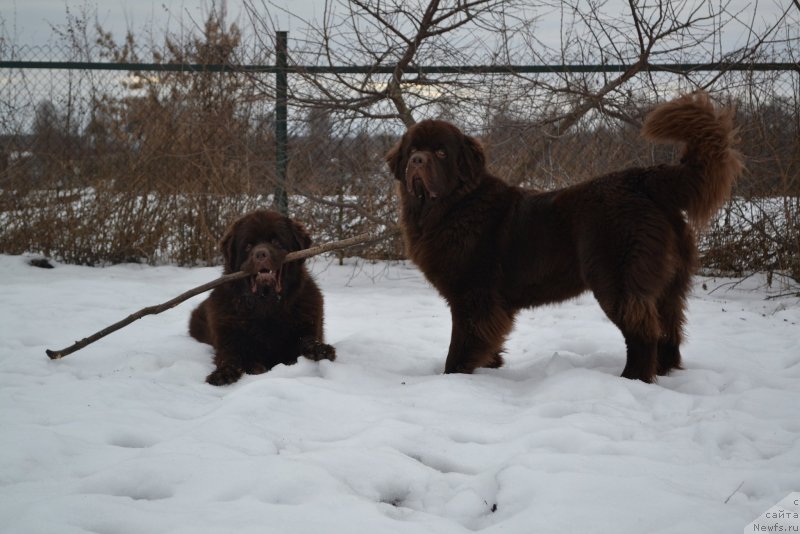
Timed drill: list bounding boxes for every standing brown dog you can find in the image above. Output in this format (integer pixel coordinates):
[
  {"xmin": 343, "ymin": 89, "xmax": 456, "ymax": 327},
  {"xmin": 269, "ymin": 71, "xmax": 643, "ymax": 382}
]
[
  {"xmin": 189, "ymin": 210, "xmax": 335, "ymax": 385},
  {"xmin": 386, "ymin": 92, "xmax": 742, "ymax": 382}
]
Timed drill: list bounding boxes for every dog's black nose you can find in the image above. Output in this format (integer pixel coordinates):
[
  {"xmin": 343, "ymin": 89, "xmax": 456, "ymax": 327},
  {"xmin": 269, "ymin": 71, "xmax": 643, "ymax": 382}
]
[{"xmin": 410, "ymin": 152, "xmax": 427, "ymax": 166}]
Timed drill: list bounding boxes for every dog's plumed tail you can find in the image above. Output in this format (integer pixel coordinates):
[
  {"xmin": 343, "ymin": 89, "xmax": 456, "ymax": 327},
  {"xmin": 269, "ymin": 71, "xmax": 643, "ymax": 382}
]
[{"xmin": 642, "ymin": 91, "xmax": 743, "ymax": 230}]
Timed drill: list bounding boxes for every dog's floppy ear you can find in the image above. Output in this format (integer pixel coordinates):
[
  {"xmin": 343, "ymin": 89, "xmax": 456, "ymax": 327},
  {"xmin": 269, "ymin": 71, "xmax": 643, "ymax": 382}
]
[
  {"xmin": 385, "ymin": 136, "xmax": 405, "ymax": 181},
  {"xmin": 459, "ymin": 134, "xmax": 486, "ymax": 179},
  {"xmin": 219, "ymin": 221, "xmax": 239, "ymax": 274},
  {"xmin": 287, "ymin": 217, "xmax": 312, "ymax": 252}
]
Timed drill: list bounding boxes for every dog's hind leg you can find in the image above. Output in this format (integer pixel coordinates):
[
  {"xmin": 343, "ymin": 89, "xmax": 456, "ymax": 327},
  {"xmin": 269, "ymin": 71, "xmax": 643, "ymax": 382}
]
[
  {"xmin": 655, "ymin": 276, "xmax": 690, "ymax": 376},
  {"xmin": 595, "ymin": 293, "xmax": 661, "ymax": 383},
  {"xmin": 655, "ymin": 235, "xmax": 695, "ymax": 375},
  {"xmin": 189, "ymin": 301, "xmax": 212, "ymax": 345},
  {"xmin": 619, "ymin": 297, "xmax": 662, "ymax": 383},
  {"xmin": 621, "ymin": 335, "xmax": 659, "ymax": 383}
]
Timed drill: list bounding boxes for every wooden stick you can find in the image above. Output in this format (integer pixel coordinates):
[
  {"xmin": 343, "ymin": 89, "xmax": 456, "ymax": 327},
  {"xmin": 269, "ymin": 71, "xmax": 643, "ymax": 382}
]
[{"xmin": 46, "ymin": 227, "xmax": 399, "ymax": 360}]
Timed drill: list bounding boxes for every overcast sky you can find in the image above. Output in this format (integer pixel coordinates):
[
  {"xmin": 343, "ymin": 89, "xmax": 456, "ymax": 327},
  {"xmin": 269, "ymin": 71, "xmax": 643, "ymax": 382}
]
[
  {"xmin": 3, "ymin": 0, "xmax": 793, "ymax": 53},
  {"xmin": 2, "ymin": 0, "xmax": 320, "ymax": 47}
]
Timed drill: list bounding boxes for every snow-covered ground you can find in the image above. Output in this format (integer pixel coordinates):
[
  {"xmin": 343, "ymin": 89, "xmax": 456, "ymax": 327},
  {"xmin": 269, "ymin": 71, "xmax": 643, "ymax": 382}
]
[{"xmin": 1, "ymin": 254, "xmax": 798, "ymax": 533}]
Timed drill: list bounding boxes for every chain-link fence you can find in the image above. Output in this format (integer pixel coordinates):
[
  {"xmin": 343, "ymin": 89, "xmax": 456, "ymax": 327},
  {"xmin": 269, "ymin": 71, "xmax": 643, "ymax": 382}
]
[{"xmin": 1, "ymin": 29, "xmax": 798, "ymax": 281}]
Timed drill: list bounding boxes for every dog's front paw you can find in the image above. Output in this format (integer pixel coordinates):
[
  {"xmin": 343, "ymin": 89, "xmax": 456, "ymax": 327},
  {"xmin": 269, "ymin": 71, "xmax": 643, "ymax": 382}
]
[
  {"xmin": 312, "ymin": 342, "xmax": 337, "ymax": 362},
  {"xmin": 206, "ymin": 365, "xmax": 244, "ymax": 386},
  {"xmin": 301, "ymin": 337, "xmax": 337, "ymax": 362}
]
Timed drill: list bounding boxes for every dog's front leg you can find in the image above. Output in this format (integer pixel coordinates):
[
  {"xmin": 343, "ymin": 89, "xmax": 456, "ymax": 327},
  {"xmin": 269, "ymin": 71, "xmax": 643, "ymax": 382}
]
[
  {"xmin": 206, "ymin": 349, "xmax": 245, "ymax": 386},
  {"xmin": 444, "ymin": 298, "xmax": 513, "ymax": 374},
  {"xmin": 205, "ymin": 333, "xmax": 253, "ymax": 386}
]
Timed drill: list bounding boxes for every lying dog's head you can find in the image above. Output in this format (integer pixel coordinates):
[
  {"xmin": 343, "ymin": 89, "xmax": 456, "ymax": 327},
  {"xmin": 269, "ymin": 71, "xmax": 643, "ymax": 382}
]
[
  {"xmin": 220, "ymin": 210, "xmax": 311, "ymax": 299},
  {"xmin": 385, "ymin": 119, "xmax": 486, "ymax": 203}
]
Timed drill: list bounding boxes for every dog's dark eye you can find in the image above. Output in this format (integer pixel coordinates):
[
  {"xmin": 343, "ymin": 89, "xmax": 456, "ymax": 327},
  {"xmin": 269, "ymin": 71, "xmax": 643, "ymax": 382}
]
[
  {"xmin": 271, "ymin": 238, "xmax": 285, "ymax": 249},
  {"xmin": 244, "ymin": 244, "xmax": 253, "ymax": 253},
  {"xmin": 435, "ymin": 149, "xmax": 447, "ymax": 159}
]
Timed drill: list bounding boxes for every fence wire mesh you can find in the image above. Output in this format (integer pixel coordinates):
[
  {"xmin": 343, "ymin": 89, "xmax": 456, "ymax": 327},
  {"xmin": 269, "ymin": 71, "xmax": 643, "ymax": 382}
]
[{"xmin": 1, "ymin": 36, "xmax": 798, "ymax": 282}]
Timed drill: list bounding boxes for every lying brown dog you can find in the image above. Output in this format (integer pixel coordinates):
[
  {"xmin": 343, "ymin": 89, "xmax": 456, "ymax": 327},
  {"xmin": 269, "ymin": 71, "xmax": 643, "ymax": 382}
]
[
  {"xmin": 386, "ymin": 92, "xmax": 743, "ymax": 382},
  {"xmin": 189, "ymin": 210, "xmax": 335, "ymax": 385}
]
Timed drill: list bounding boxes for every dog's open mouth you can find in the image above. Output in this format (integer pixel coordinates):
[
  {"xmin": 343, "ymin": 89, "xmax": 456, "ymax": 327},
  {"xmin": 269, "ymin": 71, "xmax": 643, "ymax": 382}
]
[{"xmin": 250, "ymin": 267, "xmax": 282, "ymax": 295}]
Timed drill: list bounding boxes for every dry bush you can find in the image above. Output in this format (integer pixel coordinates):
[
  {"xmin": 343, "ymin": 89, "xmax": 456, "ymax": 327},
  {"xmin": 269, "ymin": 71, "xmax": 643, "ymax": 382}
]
[
  {"xmin": 0, "ymin": 1, "xmax": 797, "ymax": 286},
  {"xmin": 700, "ymin": 89, "xmax": 800, "ymax": 283},
  {"xmin": 1, "ymin": 10, "xmax": 276, "ymax": 266}
]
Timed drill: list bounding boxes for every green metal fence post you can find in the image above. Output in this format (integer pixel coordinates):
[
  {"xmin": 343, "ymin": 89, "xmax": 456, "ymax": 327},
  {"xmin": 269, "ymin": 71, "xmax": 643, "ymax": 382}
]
[{"xmin": 274, "ymin": 31, "xmax": 289, "ymax": 215}]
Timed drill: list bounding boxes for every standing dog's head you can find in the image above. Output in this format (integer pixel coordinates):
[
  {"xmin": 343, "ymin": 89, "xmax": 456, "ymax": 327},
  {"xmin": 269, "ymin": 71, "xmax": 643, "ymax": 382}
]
[
  {"xmin": 385, "ymin": 119, "xmax": 486, "ymax": 204},
  {"xmin": 220, "ymin": 210, "xmax": 312, "ymax": 299}
]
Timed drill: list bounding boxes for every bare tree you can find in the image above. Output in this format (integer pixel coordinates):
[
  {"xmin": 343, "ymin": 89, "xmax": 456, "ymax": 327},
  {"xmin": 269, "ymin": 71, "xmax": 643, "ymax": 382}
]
[
  {"xmin": 245, "ymin": 0, "xmax": 527, "ymax": 126},
  {"xmin": 1, "ymin": 0, "xmax": 796, "ymax": 273},
  {"xmin": 244, "ymin": 0, "xmax": 794, "ymax": 188},
  {"xmin": 231, "ymin": 0, "xmax": 799, "ymax": 274}
]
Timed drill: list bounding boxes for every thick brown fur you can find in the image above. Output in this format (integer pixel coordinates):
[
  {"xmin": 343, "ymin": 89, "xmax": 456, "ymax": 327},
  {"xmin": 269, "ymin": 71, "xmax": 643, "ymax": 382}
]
[
  {"xmin": 385, "ymin": 92, "xmax": 743, "ymax": 383},
  {"xmin": 189, "ymin": 210, "xmax": 335, "ymax": 386}
]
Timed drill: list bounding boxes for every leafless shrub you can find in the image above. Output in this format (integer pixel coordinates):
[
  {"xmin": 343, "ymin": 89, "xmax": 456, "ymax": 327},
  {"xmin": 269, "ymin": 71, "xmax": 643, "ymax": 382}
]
[{"xmin": 0, "ymin": 1, "xmax": 797, "ymax": 287}]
